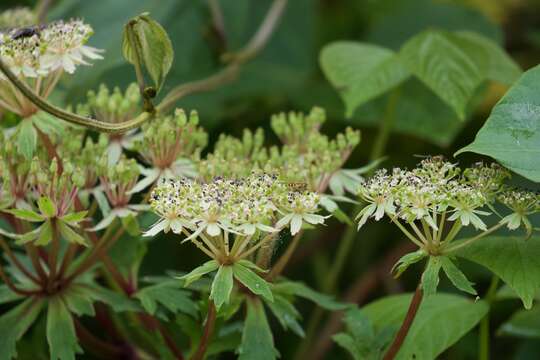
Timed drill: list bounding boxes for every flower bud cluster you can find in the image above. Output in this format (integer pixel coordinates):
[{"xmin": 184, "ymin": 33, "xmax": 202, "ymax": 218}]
[
  {"xmin": 198, "ymin": 107, "xmax": 361, "ymax": 192},
  {"xmin": 97, "ymin": 156, "xmax": 140, "ymax": 208},
  {"xmin": 29, "ymin": 157, "xmax": 84, "ymax": 217},
  {"xmin": 77, "ymin": 83, "xmax": 141, "ymax": 124},
  {"xmin": 134, "ymin": 109, "xmax": 207, "ymax": 170}
]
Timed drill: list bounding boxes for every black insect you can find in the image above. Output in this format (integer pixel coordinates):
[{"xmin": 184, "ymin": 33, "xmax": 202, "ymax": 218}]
[{"xmin": 11, "ymin": 26, "xmax": 40, "ymax": 40}]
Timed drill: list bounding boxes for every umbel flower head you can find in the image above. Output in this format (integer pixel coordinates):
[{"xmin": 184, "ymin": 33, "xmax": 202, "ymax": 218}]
[
  {"xmin": 0, "ymin": 7, "xmax": 36, "ymax": 29},
  {"xmin": 356, "ymin": 157, "xmax": 539, "ymax": 254},
  {"xmin": 146, "ymin": 173, "xmax": 327, "ymax": 263},
  {"xmin": 77, "ymin": 83, "xmax": 141, "ymax": 164},
  {"xmin": 0, "ymin": 16, "xmax": 102, "ymax": 116}
]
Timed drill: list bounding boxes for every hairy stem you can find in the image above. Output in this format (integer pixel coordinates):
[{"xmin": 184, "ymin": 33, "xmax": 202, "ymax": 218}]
[
  {"xmin": 191, "ymin": 301, "xmax": 217, "ymax": 360},
  {"xmin": 383, "ymin": 285, "xmax": 423, "ymax": 360}
]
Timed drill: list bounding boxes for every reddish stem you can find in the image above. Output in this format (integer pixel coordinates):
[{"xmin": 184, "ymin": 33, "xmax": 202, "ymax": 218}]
[
  {"xmin": 191, "ymin": 301, "xmax": 217, "ymax": 360},
  {"xmin": 383, "ymin": 286, "xmax": 423, "ymax": 360}
]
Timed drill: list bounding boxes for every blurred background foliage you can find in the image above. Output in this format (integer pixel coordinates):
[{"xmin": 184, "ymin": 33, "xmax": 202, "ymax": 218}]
[{"xmin": 2, "ymin": 0, "xmax": 540, "ymax": 359}]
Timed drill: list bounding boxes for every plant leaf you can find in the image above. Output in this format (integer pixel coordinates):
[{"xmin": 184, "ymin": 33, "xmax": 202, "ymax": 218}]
[
  {"xmin": 135, "ymin": 282, "xmax": 197, "ymax": 317},
  {"xmin": 58, "ymin": 222, "xmax": 89, "ymax": 246},
  {"xmin": 233, "ymin": 262, "xmax": 273, "ymax": 302},
  {"xmin": 210, "ymin": 265, "xmax": 234, "ymax": 311},
  {"xmin": 238, "ymin": 298, "xmax": 279, "ymax": 360},
  {"xmin": 37, "ymin": 197, "xmax": 57, "ymax": 218},
  {"xmin": 440, "ymin": 256, "xmax": 477, "ymax": 295},
  {"xmin": 362, "ymin": 293, "xmax": 488, "ymax": 359},
  {"xmin": 63, "ymin": 286, "xmax": 96, "ymax": 317},
  {"xmin": 421, "ymin": 256, "xmax": 442, "ymax": 296},
  {"xmin": 272, "ymin": 280, "xmax": 349, "ymax": 310},
  {"xmin": 456, "ymin": 64, "xmax": 540, "ymax": 181},
  {"xmin": 391, "ymin": 249, "xmax": 427, "ymax": 278},
  {"xmin": 399, "ymin": 30, "xmax": 483, "ymax": 119},
  {"xmin": 264, "ymin": 294, "xmax": 304, "ymax": 337},
  {"xmin": 17, "ymin": 119, "xmax": 37, "ymax": 160},
  {"xmin": 454, "ymin": 235, "xmax": 540, "ymax": 309},
  {"xmin": 35, "ymin": 220, "xmax": 53, "ymax": 246},
  {"xmin": 122, "ymin": 13, "xmax": 174, "ymax": 92},
  {"xmin": 47, "ymin": 297, "xmax": 82, "ymax": 360},
  {"xmin": 5, "ymin": 209, "xmax": 44, "ymax": 222},
  {"xmin": 320, "ymin": 41, "xmax": 409, "ymax": 117},
  {"xmin": 0, "ymin": 298, "xmax": 44, "ymax": 360},
  {"xmin": 499, "ymin": 305, "xmax": 540, "ymax": 339},
  {"xmin": 178, "ymin": 260, "xmax": 219, "ymax": 287}
]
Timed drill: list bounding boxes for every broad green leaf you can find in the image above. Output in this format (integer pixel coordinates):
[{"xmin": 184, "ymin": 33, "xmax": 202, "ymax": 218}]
[
  {"xmin": 391, "ymin": 249, "xmax": 427, "ymax": 278},
  {"xmin": 210, "ymin": 265, "xmax": 234, "ymax": 311},
  {"xmin": 456, "ymin": 65, "xmax": 540, "ymax": 181},
  {"xmin": 122, "ymin": 13, "xmax": 174, "ymax": 92},
  {"xmin": 0, "ymin": 298, "xmax": 44, "ymax": 360},
  {"xmin": 449, "ymin": 31, "xmax": 521, "ymax": 85},
  {"xmin": 421, "ymin": 256, "xmax": 442, "ymax": 296},
  {"xmin": 499, "ymin": 305, "xmax": 540, "ymax": 339},
  {"xmin": 233, "ymin": 262, "xmax": 273, "ymax": 302},
  {"xmin": 454, "ymin": 236, "xmax": 540, "ymax": 309},
  {"xmin": 35, "ymin": 221, "xmax": 53, "ymax": 246},
  {"xmin": 5, "ymin": 209, "xmax": 44, "ymax": 222},
  {"xmin": 238, "ymin": 298, "xmax": 279, "ymax": 360},
  {"xmin": 17, "ymin": 119, "xmax": 37, "ymax": 160},
  {"xmin": 440, "ymin": 256, "xmax": 477, "ymax": 295},
  {"xmin": 47, "ymin": 297, "xmax": 81, "ymax": 360},
  {"xmin": 320, "ymin": 41, "xmax": 409, "ymax": 116},
  {"xmin": 58, "ymin": 222, "xmax": 89, "ymax": 246},
  {"xmin": 37, "ymin": 197, "xmax": 56, "ymax": 218},
  {"xmin": 362, "ymin": 293, "xmax": 488, "ymax": 360},
  {"xmin": 14, "ymin": 226, "xmax": 41, "ymax": 245},
  {"xmin": 179, "ymin": 260, "xmax": 219, "ymax": 287},
  {"xmin": 399, "ymin": 30, "xmax": 483, "ymax": 119},
  {"xmin": 135, "ymin": 282, "xmax": 197, "ymax": 317},
  {"xmin": 273, "ymin": 280, "xmax": 349, "ymax": 311},
  {"xmin": 264, "ymin": 295, "xmax": 304, "ymax": 337},
  {"xmin": 333, "ymin": 333, "xmax": 362, "ymax": 360}
]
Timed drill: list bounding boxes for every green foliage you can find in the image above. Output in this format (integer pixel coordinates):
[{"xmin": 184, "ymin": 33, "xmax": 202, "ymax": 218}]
[
  {"xmin": 210, "ymin": 265, "xmax": 234, "ymax": 311},
  {"xmin": 333, "ymin": 308, "xmax": 393, "ymax": 360},
  {"xmin": 232, "ymin": 262, "xmax": 273, "ymax": 302},
  {"xmin": 0, "ymin": 299, "xmax": 44, "ymax": 360},
  {"xmin": 135, "ymin": 279, "xmax": 198, "ymax": 317},
  {"xmin": 46, "ymin": 298, "xmax": 81, "ymax": 360},
  {"xmin": 440, "ymin": 256, "xmax": 477, "ymax": 295},
  {"xmin": 362, "ymin": 293, "xmax": 489, "ymax": 359},
  {"xmin": 122, "ymin": 13, "xmax": 174, "ymax": 93},
  {"xmin": 455, "ymin": 236, "xmax": 540, "ymax": 309},
  {"xmin": 500, "ymin": 305, "xmax": 540, "ymax": 339},
  {"xmin": 17, "ymin": 119, "xmax": 37, "ymax": 160},
  {"xmin": 421, "ymin": 256, "xmax": 441, "ymax": 296},
  {"xmin": 457, "ymin": 64, "xmax": 540, "ymax": 182},
  {"xmin": 272, "ymin": 280, "xmax": 349, "ymax": 311},
  {"xmin": 238, "ymin": 298, "xmax": 279, "ymax": 360}
]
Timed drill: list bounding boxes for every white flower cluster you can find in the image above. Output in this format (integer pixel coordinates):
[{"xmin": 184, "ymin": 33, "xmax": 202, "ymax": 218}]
[
  {"xmin": 0, "ymin": 19, "xmax": 102, "ymax": 77},
  {"xmin": 146, "ymin": 173, "xmax": 326, "ymax": 241},
  {"xmin": 357, "ymin": 157, "xmax": 503, "ymax": 231}
]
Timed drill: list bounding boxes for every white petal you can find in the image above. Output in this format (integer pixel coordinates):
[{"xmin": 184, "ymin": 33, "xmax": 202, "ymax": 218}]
[
  {"xmin": 170, "ymin": 219, "xmax": 184, "ymax": 234},
  {"xmin": 256, "ymin": 224, "xmax": 278, "ymax": 233},
  {"xmin": 240, "ymin": 224, "xmax": 256, "ymax": 236},
  {"xmin": 143, "ymin": 220, "xmax": 167, "ymax": 237},
  {"xmin": 89, "ymin": 212, "xmax": 116, "ymax": 231},
  {"xmin": 206, "ymin": 223, "xmax": 221, "ymax": 237},
  {"xmin": 107, "ymin": 142, "xmax": 123, "ymax": 165},
  {"xmin": 276, "ymin": 213, "xmax": 294, "ymax": 229},
  {"xmin": 290, "ymin": 214, "xmax": 303, "ymax": 235},
  {"xmin": 128, "ymin": 169, "xmax": 161, "ymax": 194},
  {"xmin": 303, "ymin": 213, "xmax": 326, "ymax": 225}
]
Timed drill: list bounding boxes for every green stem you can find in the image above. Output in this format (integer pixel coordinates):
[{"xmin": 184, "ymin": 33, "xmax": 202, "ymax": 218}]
[
  {"xmin": 479, "ymin": 276, "xmax": 500, "ymax": 360},
  {"xmin": 0, "ymin": 56, "xmax": 153, "ymax": 133},
  {"xmin": 47, "ymin": 220, "xmax": 60, "ymax": 293},
  {"xmin": 267, "ymin": 230, "xmax": 303, "ymax": 281},
  {"xmin": 443, "ymin": 223, "xmax": 504, "ymax": 253}
]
